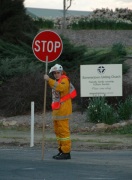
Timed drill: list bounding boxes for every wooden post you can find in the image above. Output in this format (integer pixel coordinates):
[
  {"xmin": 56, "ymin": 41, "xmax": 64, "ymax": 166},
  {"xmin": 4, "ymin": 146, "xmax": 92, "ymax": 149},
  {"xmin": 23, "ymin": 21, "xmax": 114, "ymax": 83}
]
[{"xmin": 42, "ymin": 56, "xmax": 48, "ymax": 160}]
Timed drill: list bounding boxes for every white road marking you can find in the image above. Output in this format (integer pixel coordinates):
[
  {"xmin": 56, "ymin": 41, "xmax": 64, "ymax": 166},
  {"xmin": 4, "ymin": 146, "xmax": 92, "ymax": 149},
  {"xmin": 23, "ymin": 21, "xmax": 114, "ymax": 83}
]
[
  {"xmin": 88, "ymin": 178, "xmax": 116, "ymax": 180},
  {"xmin": 22, "ymin": 168, "xmax": 35, "ymax": 170}
]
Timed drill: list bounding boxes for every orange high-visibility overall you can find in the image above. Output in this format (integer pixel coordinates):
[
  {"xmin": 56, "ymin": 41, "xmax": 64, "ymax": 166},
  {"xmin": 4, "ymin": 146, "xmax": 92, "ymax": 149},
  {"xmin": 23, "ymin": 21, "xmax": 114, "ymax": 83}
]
[{"xmin": 48, "ymin": 75, "xmax": 76, "ymax": 153}]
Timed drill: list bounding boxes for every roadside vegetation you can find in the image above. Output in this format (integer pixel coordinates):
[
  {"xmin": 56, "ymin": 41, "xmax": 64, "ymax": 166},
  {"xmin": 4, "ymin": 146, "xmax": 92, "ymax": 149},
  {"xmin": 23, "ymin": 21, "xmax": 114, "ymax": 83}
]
[
  {"xmin": 105, "ymin": 124, "xmax": 132, "ymax": 135},
  {"xmin": 86, "ymin": 95, "xmax": 132, "ymax": 125},
  {"xmin": 33, "ymin": 8, "xmax": 132, "ymax": 30},
  {"xmin": 70, "ymin": 8, "xmax": 132, "ymax": 30}
]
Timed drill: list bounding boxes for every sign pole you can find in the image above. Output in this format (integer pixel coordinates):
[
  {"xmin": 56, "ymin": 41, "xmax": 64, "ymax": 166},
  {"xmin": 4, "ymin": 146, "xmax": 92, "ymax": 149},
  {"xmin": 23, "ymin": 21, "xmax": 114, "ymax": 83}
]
[
  {"xmin": 42, "ymin": 56, "xmax": 48, "ymax": 160},
  {"xmin": 32, "ymin": 30, "xmax": 63, "ymax": 160}
]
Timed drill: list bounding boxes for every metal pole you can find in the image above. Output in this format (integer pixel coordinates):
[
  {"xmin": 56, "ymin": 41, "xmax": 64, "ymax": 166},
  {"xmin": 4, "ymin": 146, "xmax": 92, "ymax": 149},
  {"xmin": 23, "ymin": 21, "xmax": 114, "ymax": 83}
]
[
  {"xmin": 30, "ymin": 101, "xmax": 34, "ymax": 147},
  {"xmin": 62, "ymin": 0, "xmax": 66, "ymax": 33},
  {"xmin": 42, "ymin": 56, "xmax": 48, "ymax": 160}
]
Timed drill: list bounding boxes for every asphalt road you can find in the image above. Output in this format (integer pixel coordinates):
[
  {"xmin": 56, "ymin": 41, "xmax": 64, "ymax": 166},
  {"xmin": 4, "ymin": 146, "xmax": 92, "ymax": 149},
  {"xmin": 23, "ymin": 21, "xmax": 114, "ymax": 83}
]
[{"xmin": 0, "ymin": 147, "xmax": 132, "ymax": 180}]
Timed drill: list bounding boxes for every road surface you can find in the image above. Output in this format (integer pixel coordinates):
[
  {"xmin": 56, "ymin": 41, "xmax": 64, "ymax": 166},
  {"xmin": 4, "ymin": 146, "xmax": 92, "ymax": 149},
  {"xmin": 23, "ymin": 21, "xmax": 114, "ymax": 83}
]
[{"xmin": 0, "ymin": 147, "xmax": 132, "ymax": 180}]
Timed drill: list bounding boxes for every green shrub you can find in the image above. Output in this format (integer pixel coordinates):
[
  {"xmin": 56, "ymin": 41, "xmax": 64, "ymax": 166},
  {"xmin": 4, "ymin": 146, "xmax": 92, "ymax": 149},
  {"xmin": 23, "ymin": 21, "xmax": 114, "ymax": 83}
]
[
  {"xmin": 117, "ymin": 95, "xmax": 132, "ymax": 120},
  {"xmin": 86, "ymin": 95, "xmax": 132, "ymax": 125},
  {"xmin": 86, "ymin": 97, "xmax": 118, "ymax": 125},
  {"xmin": 0, "ymin": 73, "xmax": 51, "ymax": 116},
  {"xmin": 111, "ymin": 43, "xmax": 127, "ymax": 57},
  {"xmin": 71, "ymin": 18, "xmax": 132, "ymax": 30},
  {"xmin": 34, "ymin": 18, "xmax": 54, "ymax": 29}
]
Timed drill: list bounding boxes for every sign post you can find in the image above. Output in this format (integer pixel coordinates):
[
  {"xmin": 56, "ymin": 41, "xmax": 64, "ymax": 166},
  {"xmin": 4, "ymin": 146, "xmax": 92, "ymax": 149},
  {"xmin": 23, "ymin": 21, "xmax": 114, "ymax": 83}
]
[
  {"xmin": 42, "ymin": 56, "xmax": 48, "ymax": 160},
  {"xmin": 32, "ymin": 30, "xmax": 63, "ymax": 160}
]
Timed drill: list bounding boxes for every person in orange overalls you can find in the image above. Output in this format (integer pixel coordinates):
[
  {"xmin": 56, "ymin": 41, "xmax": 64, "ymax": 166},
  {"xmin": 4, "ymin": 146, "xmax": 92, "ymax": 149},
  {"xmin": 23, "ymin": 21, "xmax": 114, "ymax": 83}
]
[{"xmin": 44, "ymin": 64, "xmax": 77, "ymax": 160}]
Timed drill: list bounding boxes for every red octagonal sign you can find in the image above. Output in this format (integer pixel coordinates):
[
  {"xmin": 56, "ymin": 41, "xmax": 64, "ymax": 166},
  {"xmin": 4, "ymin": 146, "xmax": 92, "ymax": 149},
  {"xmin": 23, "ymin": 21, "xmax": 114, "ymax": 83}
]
[{"xmin": 32, "ymin": 30, "xmax": 63, "ymax": 63}]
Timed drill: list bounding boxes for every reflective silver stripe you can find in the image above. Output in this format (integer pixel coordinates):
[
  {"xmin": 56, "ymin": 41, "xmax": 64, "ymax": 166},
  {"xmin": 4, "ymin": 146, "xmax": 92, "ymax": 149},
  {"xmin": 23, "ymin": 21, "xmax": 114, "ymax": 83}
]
[
  {"xmin": 70, "ymin": 82, "xmax": 75, "ymax": 93},
  {"xmin": 60, "ymin": 137, "xmax": 71, "ymax": 141},
  {"xmin": 56, "ymin": 137, "xmax": 60, "ymax": 141},
  {"xmin": 52, "ymin": 115, "xmax": 71, "ymax": 120},
  {"xmin": 53, "ymin": 81, "xmax": 58, "ymax": 90},
  {"xmin": 56, "ymin": 137, "xmax": 71, "ymax": 141},
  {"xmin": 52, "ymin": 88, "xmax": 60, "ymax": 103}
]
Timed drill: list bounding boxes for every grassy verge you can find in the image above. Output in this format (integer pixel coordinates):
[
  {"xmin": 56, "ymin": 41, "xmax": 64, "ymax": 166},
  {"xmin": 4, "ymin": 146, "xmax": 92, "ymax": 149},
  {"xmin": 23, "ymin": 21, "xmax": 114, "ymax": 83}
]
[
  {"xmin": 78, "ymin": 124, "xmax": 132, "ymax": 136},
  {"xmin": 0, "ymin": 124, "xmax": 132, "ymax": 135},
  {"xmin": 105, "ymin": 124, "xmax": 132, "ymax": 135}
]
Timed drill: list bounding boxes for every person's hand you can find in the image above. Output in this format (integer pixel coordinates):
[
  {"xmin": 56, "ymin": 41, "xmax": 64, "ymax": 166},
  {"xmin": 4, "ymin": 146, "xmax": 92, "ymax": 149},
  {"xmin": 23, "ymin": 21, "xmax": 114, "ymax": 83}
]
[{"xmin": 44, "ymin": 74, "xmax": 49, "ymax": 81}]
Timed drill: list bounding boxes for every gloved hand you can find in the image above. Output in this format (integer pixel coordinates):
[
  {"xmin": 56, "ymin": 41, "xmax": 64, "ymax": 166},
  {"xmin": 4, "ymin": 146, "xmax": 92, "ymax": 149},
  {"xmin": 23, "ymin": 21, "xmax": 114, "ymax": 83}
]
[{"xmin": 44, "ymin": 74, "xmax": 49, "ymax": 81}]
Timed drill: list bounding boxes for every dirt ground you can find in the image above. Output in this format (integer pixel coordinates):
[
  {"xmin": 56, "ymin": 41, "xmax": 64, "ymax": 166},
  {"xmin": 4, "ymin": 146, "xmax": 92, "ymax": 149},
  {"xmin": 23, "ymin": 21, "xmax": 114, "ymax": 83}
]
[{"xmin": 0, "ymin": 110, "xmax": 132, "ymax": 151}]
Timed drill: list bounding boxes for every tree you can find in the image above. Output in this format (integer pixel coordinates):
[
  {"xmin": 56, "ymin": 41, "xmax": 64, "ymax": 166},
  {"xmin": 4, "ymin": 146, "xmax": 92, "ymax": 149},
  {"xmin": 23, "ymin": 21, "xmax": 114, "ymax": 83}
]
[
  {"xmin": 0, "ymin": 0, "xmax": 38, "ymax": 45},
  {"xmin": 62, "ymin": 0, "xmax": 73, "ymax": 32}
]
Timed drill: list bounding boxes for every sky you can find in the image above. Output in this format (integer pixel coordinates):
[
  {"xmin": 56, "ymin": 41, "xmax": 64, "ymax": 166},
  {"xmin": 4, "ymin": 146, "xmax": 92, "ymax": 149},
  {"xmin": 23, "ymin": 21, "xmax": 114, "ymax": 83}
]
[{"xmin": 24, "ymin": 0, "xmax": 132, "ymax": 11}]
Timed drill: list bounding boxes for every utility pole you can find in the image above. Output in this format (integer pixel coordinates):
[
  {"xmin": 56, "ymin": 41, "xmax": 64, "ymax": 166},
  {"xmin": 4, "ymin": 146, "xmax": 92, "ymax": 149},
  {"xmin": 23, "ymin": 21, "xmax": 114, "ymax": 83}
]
[
  {"xmin": 63, "ymin": 0, "xmax": 66, "ymax": 31},
  {"xmin": 62, "ymin": 0, "xmax": 73, "ymax": 33}
]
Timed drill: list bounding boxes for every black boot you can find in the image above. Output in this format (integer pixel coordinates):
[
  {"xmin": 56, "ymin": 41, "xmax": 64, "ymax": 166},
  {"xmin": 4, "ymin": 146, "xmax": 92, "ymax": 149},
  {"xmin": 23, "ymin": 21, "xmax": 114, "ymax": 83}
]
[
  {"xmin": 54, "ymin": 152, "xmax": 71, "ymax": 160},
  {"xmin": 52, "ymin": 148, "xmax": 62, "ymax": 159}
]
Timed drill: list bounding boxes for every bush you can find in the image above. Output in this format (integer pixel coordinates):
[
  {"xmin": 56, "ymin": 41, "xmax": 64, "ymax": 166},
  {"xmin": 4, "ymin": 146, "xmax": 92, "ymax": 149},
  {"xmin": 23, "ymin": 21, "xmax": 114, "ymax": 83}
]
[
  {"xmin": 111, "ymin": 43, "xmax": 127, "ymax": 57},
  {"xmin": 71, "ymin": 18, "xmax": 132, "ymax": 30},
  {"xmin": 86, "ymin": 94, "xmax": 132, "ymax": 125},
  {"xmin": 86, "ymin": 97, "xmax": 118, "ymax": 125},
  {"xmin": 68, "ymin": 8, "xmax": 132, "ymax": 30},
  {"xmin": 33, "ymin": 18, "xmax": 54, "ymax": 29},
  {"xmin": 0, "ymin": 73, "xmax": 52, "ymax": 116},
  {"xmin": 117, "ymin": 95, "xmax": 132, "ymax": 120}
]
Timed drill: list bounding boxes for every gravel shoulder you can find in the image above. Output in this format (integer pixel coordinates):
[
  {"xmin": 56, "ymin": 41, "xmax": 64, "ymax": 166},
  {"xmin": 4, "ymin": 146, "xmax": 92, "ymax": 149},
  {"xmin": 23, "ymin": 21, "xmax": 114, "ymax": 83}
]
[{"xmin": 0, "ymin": 111, "xmax": 92, "ymax": 131}]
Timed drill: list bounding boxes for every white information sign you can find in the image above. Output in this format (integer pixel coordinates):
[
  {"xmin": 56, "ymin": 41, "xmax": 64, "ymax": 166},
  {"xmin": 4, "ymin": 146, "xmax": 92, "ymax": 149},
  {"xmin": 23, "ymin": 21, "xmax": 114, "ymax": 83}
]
[{"xmin": 80, "ymin": 64, "xmax": 122, "ymax": 97}]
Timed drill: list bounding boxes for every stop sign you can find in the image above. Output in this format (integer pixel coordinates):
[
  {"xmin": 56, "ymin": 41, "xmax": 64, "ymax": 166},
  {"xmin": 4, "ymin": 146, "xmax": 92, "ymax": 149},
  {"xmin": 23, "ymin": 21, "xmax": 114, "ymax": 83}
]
[{"xmin": 32, "ymin": 30, "xmax": 63, "ymax": 63}]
